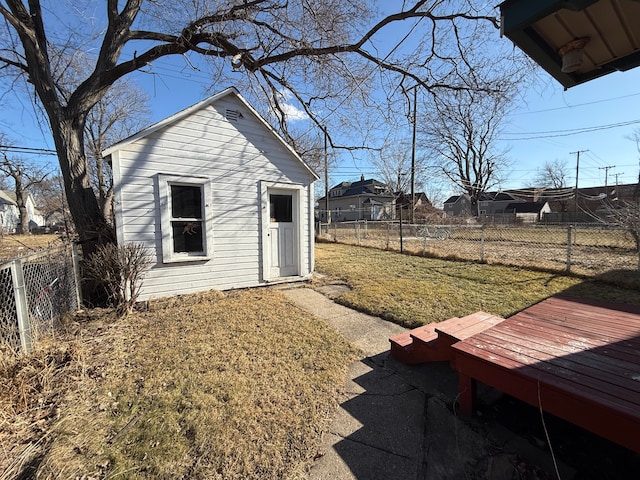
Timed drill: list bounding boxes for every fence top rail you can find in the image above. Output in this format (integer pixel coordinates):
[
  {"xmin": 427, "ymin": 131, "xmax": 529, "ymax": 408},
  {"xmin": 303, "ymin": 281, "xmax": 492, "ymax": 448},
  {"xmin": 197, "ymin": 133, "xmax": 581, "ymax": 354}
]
[{"xmin": 0, "ymin": 243, "xmax": 72, "ymax": 270}]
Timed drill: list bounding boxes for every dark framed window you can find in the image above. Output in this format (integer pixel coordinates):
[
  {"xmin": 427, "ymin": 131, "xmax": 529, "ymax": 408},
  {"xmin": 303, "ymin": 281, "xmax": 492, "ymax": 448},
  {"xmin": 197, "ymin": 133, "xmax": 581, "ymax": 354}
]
[
  {"xmin": 170, "ymin": 184, "xmax": 204, "ymax": 253},
  {"xmin": 270, "ymin": 194, "xmax": 292, "ymax": 222}
]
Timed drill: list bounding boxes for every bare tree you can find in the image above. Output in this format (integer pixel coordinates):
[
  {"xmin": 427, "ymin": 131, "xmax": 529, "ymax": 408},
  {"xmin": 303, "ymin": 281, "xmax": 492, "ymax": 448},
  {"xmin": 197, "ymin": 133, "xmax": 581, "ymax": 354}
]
[
  {"xmin": 371, "ymin": 139, "xmax": 415, "ymax": 193},
  {"xmin": 627, "ymin": 128, "xmax": 640, "ymax": 200},
  {"xmin": 606, "ymin": 200, "xmax": 640, "ymax": 270},
  {"xmin": 85, "ymin": 78, "xmax": 151, "ymax": 223},
  {"xmin": 533, "ymin": 158, "xmax": 573, "ymax": 212},
  {"xmin": 535, "ymin": 159, "xmax": 570, "ymax": 189},
  {"xmin": 422, "ymin": 85, "xmax": 513, "ymax": 216},
  {"xmin": 0, "ymin": 1, "xmax": 507, "ymax": 254},
  {"xmin": 0, "ymin": 140, "xmax": 50, "ymax": 233}
]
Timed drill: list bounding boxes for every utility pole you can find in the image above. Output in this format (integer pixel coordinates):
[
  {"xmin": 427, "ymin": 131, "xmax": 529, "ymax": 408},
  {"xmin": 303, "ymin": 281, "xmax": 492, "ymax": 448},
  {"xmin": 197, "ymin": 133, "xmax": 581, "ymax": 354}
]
[
  {"xmin": 410, "ymin": 86, "xmax": 417, "ymax": 225},
  {"xmin": 324, "ymin": 127, "xmax": 330, "ymax": 224},
  {"xmin": 614, "ymin": 172, "xmax": 624, "ymax": 186},
  {"xmin": 599, "ymin": 165, "xmax": 616, "ymax": 189},
  {"xmin": 570, "ymin": 150, "xmax": 588, "ymax": 217}
]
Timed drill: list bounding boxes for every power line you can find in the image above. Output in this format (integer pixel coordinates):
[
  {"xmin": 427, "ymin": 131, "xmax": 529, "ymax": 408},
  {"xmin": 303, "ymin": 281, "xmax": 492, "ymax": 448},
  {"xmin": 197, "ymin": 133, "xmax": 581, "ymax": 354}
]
[
  {"xmin": 0, "ymin": 145, "xmax": 57, "ymax": 155},
  {"xmin": 509, "ymin": 91, "xmax": 640, "ymax": 116},
  {"xmin": 501, "ymin": 118, "xmax": 640, "ymax": 140}
]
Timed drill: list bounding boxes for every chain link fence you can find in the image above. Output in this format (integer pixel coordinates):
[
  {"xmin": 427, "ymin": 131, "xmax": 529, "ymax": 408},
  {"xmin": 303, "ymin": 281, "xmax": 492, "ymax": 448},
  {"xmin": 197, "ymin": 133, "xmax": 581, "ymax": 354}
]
[
  {"xmin": 0, "ymin": 244, "xmax": 81, "ymax": 353},
  {"xmin": 317, "ymin": 221, "xmax": 639, "ymax": 276}
]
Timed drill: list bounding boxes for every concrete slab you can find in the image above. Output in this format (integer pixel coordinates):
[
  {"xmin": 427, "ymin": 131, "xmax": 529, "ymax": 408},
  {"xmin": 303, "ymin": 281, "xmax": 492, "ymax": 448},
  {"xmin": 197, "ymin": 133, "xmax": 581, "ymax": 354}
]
[{"xmin": 281, "ymin": 285, "xmax": 574, "ymax": 480}]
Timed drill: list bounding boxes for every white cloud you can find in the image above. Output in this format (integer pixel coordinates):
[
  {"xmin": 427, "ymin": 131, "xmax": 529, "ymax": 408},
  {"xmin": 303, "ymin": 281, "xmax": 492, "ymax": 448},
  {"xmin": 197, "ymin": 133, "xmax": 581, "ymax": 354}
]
[{"xmin": 277, "ymin": 89, "xmax": 309, "ymax": 122}]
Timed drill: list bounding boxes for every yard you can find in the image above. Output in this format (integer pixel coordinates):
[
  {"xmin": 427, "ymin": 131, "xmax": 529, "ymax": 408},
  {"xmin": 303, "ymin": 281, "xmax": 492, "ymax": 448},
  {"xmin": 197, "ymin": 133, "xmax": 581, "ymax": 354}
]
[
  {"xmin": 0, "ymin": 289, "xmax": 359, "ymax": 479},
  {"xmin": 3, "ymin": 238, "xmax": 640, "ymax": 478},
  {"xmin": 0, "ymin": 234, "xmax": 66, "ymax": 263},
  {"xmin": 314, "ymin": 241, "xmax": 640, "ymax": 328}
]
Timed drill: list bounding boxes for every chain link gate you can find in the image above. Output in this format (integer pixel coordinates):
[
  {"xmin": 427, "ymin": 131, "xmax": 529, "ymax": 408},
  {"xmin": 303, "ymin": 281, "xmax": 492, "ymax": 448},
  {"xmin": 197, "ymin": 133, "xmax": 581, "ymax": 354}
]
[{"xmin": 0, "ymin": 244, "xmax": 81, "ymax": 353}]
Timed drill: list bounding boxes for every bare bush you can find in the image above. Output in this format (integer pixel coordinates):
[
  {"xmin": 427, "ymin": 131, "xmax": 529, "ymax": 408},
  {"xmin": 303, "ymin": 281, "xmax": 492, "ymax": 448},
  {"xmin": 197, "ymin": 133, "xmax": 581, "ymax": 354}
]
[
  {"xmin": 605, "ymin": 199, "xmax": 640, "ymax": 270},
  {"xmin": 83, "ymin": 243, "xmax": 152, "ymax": 316}
]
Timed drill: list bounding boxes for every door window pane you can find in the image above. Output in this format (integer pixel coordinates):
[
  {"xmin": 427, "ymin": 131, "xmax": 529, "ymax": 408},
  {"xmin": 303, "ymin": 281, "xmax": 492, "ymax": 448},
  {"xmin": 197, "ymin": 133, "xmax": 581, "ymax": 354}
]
[{"xmin": 270, "ymin": 194, "xmax": 292, "ymax": 222}]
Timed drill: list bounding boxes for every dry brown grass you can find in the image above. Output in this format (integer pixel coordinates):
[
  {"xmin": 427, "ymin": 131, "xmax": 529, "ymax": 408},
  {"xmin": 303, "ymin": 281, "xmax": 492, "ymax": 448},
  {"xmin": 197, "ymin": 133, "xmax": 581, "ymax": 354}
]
[
  {"xmin": 0, "ymin": 289, "xmax": 359, "ymax": 479},
  {"xmin": 0, "ymin": 234, "xmax": 66, "ymax": 263}
]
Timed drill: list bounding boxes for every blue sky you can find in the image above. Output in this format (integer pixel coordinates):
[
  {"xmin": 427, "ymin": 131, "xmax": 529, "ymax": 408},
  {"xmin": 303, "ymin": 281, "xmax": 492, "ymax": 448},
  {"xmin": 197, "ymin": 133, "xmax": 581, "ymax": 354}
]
[{"xmin": 3, "ymin": 5, "xmax": 640, "ymax": 196}]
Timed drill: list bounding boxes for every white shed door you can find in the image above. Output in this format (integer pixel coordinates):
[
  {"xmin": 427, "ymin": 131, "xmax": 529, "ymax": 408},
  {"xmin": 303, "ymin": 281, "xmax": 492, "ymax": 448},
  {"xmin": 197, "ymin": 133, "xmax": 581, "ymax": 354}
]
[{"xmin": 268, "ymin": 192, "xmax": 298, "ymax": 278}]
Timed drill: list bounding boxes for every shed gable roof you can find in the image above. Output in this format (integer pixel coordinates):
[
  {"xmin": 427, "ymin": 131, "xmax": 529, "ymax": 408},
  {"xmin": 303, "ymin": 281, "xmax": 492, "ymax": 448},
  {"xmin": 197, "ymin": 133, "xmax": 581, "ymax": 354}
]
[{"xmin": 102, "ymin": 87, "xmax": 318, "ymax": 180}]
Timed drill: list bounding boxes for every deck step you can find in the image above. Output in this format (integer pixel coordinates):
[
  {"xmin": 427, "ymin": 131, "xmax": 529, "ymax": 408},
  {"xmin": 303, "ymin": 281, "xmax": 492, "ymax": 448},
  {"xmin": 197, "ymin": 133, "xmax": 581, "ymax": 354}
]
[
  {"xmin": 389, "ymin": 324, "xmax": 438, "ymax": 364},
  {"xmin": 436, "ymin": 312, "xmax": 505, "ymax": 342},
  {"xmin": 389, "ymin": 312, "xmax": 505, "ymax": 366}
]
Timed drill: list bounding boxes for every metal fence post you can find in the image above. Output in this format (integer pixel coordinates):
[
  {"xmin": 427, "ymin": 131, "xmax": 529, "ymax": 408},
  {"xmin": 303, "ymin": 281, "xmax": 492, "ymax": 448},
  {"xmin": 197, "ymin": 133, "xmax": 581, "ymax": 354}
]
[
  {"xmin": 11, "ymin": 258, "xmax": 32, "ymax": 353},
  {"xmin": 566, "ymin": 225, "xmax": 573, "ymax": 272},
  {"xmin": 481, "ymin": 225, "xmax": 486, "ymax": 262}
]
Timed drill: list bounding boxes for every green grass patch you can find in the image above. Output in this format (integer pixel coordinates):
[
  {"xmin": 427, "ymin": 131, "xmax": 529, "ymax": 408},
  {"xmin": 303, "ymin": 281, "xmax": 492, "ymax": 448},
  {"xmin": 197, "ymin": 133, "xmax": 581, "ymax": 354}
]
[{"xmin": 315, "ymin": 242, "xmax": 640, "ymax": 328}]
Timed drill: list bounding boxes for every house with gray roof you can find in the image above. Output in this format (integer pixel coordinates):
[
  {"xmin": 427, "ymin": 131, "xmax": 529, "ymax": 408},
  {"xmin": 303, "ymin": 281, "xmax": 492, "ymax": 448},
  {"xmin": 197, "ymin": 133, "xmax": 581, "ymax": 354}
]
[{"xmin": 317, "ymin": 176, "xmax": 395, "ymax": 222}]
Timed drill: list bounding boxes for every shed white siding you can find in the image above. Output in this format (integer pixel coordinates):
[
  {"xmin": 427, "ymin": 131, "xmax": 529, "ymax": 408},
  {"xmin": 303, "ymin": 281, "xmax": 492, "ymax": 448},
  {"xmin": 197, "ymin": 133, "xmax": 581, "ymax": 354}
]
[{"xmin": 109, "ymin": 89, "xmax": 316, "ymax": 301}]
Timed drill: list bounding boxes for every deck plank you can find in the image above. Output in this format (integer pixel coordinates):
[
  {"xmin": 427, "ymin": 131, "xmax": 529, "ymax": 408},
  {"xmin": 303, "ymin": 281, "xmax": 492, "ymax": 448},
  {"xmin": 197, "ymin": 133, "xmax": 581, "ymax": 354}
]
[{"xmin": 450, "ymin": 296, "xmax": 640, "ymax": 454}]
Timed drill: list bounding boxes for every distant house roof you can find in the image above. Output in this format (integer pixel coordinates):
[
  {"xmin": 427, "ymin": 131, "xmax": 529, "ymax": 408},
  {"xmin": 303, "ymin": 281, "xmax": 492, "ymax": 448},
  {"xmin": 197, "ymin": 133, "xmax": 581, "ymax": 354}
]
[
  {"xmin": 318, "ymin": 176, "xmax": 394, "ymax": 201},
  {"xmin": 343, "ymin": 179, "xmax": 390, "ymax": 197},
  {"xmin": 480, "ymin": 192, "xmax": 517, "ymax": 202},
  {"xmin": 444, "ymin": 192, "xmax": 517, "ymax": 204},
  {"xmin": 397, "ymin": 192, "xmax": 430, "ymax": 206},
  {"xmin": 0, "ymin": 190, "xmax": 17, "ymax": 205}
]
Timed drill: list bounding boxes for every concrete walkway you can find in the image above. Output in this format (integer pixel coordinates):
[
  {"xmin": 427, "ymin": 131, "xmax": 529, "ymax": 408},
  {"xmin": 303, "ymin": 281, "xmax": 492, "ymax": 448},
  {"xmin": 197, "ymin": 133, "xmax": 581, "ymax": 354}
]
[{"xmin": 282, "ymin": 285, "xmax": 573, "ymax": 480}]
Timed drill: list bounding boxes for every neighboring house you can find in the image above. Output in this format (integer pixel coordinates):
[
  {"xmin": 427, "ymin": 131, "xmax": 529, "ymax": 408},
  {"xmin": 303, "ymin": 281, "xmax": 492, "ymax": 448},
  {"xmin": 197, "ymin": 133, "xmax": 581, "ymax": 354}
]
[
  {"xmin": 0, "ymin": 190, "xmax": 44, "ymax": 233},
  {"xmin": 103, "ymin": 87, "xmax": 318, "ymax": 301},
  {"xmin": 396, "ymin": 192, "xmax": 434, "ymax": 221},
  {"xmin": 317, "ymin": 176, "xmax": 395, "ymax": 222},
  {"xmin": 443, "ymin": 194, "xmax": 473, "ymax": 218},
  {"xmin": 505, "ymin": 201, "xmax": 551, "ymax": 223},
  {"xmin": 477, "ymin": 192, "xmax": 522, "ymax": 216},
  {"xmin": 444, "ymin": 191, "xmax": 523, "ymax": 218}
]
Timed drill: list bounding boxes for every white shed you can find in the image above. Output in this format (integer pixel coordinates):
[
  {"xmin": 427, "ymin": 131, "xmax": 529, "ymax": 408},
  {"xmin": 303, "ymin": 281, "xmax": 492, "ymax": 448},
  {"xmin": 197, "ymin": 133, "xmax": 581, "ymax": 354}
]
[{"xmin": 104, "ymin": 87, "xmax": 318, "ymax": 301}]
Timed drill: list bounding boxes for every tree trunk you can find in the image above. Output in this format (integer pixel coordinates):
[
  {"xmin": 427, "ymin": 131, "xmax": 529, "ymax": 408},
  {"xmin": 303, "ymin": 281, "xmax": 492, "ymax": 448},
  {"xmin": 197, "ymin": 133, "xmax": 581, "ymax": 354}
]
[
  {"xmin": 50, "ymin": 118, "xmax": 114, "ymax": 255},
  {"xmin": 13, "ymin": 174, "xmax": 30, "ymax": 234}
]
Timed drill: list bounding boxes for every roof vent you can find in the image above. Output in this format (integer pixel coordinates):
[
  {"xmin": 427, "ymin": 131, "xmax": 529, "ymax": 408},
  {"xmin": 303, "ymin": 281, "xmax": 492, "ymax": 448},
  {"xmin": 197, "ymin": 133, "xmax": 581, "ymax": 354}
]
[{"xmin": 225, "ymin": 109, "xmax": 243, "ymax": 122}]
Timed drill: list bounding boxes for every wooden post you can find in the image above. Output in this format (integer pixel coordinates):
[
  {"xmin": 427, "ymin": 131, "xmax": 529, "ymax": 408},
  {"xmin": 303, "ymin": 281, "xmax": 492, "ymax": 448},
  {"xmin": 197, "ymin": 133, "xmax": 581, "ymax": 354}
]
[{"xmin": 457, "ymin": 373, "xmax": 477, "ymax": 417}]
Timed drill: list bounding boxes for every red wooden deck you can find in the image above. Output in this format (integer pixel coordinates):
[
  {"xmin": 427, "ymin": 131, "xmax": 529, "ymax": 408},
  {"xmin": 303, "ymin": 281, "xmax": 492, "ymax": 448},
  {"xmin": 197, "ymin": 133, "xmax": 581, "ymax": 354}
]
[{"xmin": 451, "ymin": 295, "xmax": 640, "ymax": 454}]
